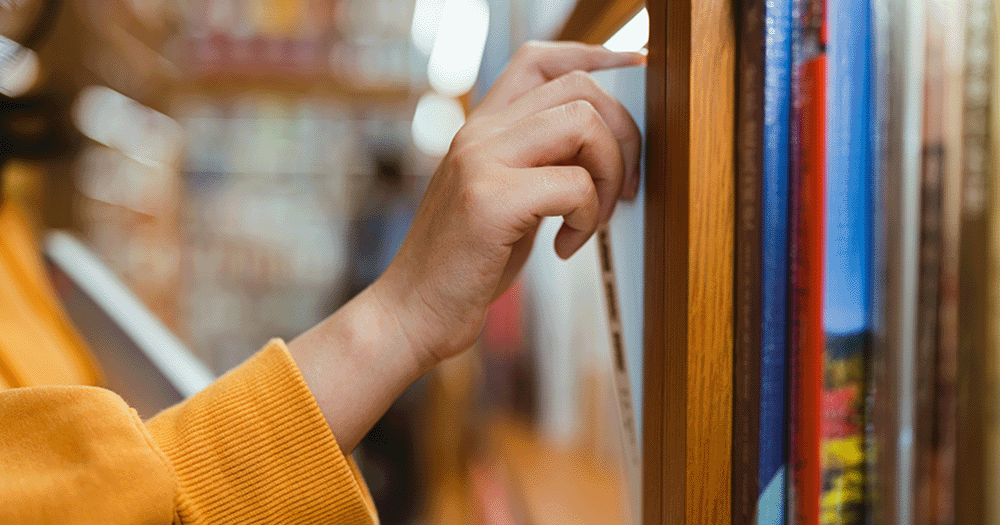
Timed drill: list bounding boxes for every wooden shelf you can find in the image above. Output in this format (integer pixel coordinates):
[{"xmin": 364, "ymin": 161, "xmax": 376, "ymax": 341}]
[
  {"xmin": 643, "ymin": 0, "xmax": 735, "ymax": 522},
  {"xmin": 557, "ymin": 0, "xmax": 644, "ymax": 44},
  {"xmin": 560, "ymin": 1, "xmax": 737, "ymax": 522}
]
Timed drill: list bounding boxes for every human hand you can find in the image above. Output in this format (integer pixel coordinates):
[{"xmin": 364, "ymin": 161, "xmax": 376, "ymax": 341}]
[{"xmin": 376, "ymin": 41, "xmax": 645, "ymax": 366}]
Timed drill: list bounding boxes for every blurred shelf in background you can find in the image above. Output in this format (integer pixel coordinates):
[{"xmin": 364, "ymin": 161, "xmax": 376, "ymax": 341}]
[
  {"xmin": 4, "ymin": 0, "xmax": 640, "ymax": 523},
  {"xmin": 482, "ymin": 416, "xmax": 629, "ymax": 525}
]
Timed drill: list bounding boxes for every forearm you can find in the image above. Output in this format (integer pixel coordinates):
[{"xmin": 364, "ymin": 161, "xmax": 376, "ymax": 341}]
[
  {"xmin": 289, "ymin": 42, "xmax": 643, "ymax": 456},
  {"xmin": 287, "ymin": 276, "xmax": 434, "ymax": 454}
]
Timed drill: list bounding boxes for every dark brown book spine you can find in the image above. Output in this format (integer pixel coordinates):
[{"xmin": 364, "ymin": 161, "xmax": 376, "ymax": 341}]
[
  {"xmin": 929, "ymin": 5, "xmax": 966, "ymax": 523},
  {"xmin": 915, "ymin": 13, "xmax": 947, "ymax": 522},
  {"xmin": 734, "ymin": 0, "xmax": 766, "ymax": 520},
  {"xmin": 956, "ymin": 0, "xmax": 993, "ymax": 521}
]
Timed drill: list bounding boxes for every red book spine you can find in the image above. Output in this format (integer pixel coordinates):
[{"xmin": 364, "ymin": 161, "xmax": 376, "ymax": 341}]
[{"xmin": 792, "ymin": 52, "xmax": 826, "ymax": 525}]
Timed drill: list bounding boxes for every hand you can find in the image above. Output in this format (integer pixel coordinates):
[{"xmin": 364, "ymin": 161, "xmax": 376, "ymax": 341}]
[
  {"xmin": 289, "ymin": 42, "xmax": 643, "ymax": 453},
  {"xmin": 377, "ymin": 41, "xmax": 645, "ymax": 366}
]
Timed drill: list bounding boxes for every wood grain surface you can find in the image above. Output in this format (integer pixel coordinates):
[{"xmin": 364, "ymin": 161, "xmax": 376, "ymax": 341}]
[
  {"xmin": 556, "ymin": 0, "xmax": 645, "ymax": 44},
  {"xmin": 644, "ymin": 0, "xmax": 735, "ymax": 522},
  {"xmin": 560, "ymin": 2, "xmax": 737, "ymax": 521}
]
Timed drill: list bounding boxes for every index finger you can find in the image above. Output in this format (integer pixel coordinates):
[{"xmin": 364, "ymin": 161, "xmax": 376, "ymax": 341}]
[{"xmin": 476, "ymin": 41, "xmax": 645, "ymax": 114}]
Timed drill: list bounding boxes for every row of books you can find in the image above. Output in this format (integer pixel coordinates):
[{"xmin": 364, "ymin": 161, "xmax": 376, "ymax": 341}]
[
  {"xmin": 183, "ymin": 34, "xmax": 413, "ymax": 89},
  {"xmin": 733, "ymin": 0, "xmax": 1000, "ymax": 523}
]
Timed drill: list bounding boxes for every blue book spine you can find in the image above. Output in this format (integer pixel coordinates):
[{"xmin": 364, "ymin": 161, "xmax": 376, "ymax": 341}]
[
  {"xmin": 821, "ymin": 0, "xmax": 872, "ymax": 520},
  {"xmin": 825, "ymin": 0, "xmax": 871, "ymax": 340},
  {"xmin": 758, "ymin": 0, "xmax": 793, "ymax": 521}
]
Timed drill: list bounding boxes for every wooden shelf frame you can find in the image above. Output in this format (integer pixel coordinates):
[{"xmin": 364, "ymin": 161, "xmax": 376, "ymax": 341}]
[
  {"xmin": 556, "ymin": 0, "xmax": 645, "ymax": 43},
  {"xmin": 643, "ymin": 0, "xmax": 734, "ymax": 522},
  {"xmin": 559, "ymin": 0, "xmax": 736, "ymax": 522}
]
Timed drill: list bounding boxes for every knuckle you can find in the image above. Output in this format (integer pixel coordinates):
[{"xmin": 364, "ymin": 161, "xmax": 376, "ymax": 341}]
[
  {"xmin": 449, "ymin": 142, "xmax": 482, "ymax": 172},
  {"xmin": 563, "ymin": 69, "xmax": 596, "ymax": 91},
  {"xmin": 516, "ymin": 40, "xmax": 543, "ymax": 60},
  {"xmin": 563, "ymin": 167, "xmax": 595, "ymax": 203},
  {"xmin": 565, "ymin": 99, "xmax": 601, "ymax": 128},
  {"xmin": 451, "ymin": 124, "xmax": 474, "ymax": 148},
  {"xmin": 461, "ymin": 178, "xmax": 495, "ymax": 213}
]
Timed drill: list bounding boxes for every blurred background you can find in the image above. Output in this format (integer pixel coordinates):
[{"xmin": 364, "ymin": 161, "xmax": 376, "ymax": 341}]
[{"xmin": 0, "ymin": 0, "xmax": 645, "ymax": 522}]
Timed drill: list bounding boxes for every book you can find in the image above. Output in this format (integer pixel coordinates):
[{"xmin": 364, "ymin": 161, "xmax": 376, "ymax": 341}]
[
  {"xmin": 868, "ymin": 0, "xmax": 927, "ymax": 521},
  {"xmin": 791, "ymin": 0, "xmax": 873, "ymax": 522},
  {"xmin": 913, "ymin": 2, "xmax": 947, "ymax": 522},
  {"xmin": 787, "ymin": 0, "xmax": 806, "ymax": 517},
  {"xmin": 986, "ymin": 1, "xmax": 1000, "ymax": 520},
  {"xmin": 734, "ymin": 0, "xmax": 766, "ymax": 516},
  {"xmin": 933, "ymin": 2, "xmax": 967, "ymax": 524},
  {"xmin": 911, "ymin": 1, "xmax": 966, "ymax": 522},
  {"xmin": 789, "ymin": 0, "xmax": 826, "ymax": 521},
  {"xmin": 820, "ymin": 0, "xmax": 872, "ymax": 521},
  {"xmin": 866, "ymin": 0, "xmax": 890, "ymax": 519},
  {"xmin": 758, "ymin": 0, "xmax": 794, "ymax": 520},
  {"xmin": 955, "ymin": 0, "xmax": 993, "ymax": 521}
]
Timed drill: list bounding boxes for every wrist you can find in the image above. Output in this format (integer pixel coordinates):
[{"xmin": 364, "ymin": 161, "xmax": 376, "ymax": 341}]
[
  {"xmin": 287, "ymin": 280, "xmax": 432, "ymax": 452},
  {"xmin": 367, "ymin": 267, "xmax": 446, "ymax": 372}
]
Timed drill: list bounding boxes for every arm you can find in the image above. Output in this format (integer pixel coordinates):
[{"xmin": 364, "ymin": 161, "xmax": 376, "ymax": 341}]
[
  {"xmin": 289, "ymin": 42, "xmax": 645, "ymax": 453},
  {"xmin": 0, "ymin": 42, "xmax": 643, "ymax": 524},
  {"xmin": 1, "ymin": 342, "xmax": 378, "ymax": 525}
]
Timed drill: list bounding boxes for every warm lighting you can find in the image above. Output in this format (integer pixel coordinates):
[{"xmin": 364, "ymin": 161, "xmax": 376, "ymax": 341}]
[
  {"xmin": 426, "ymin": 0, "xmax": 489, "ymax": 97},
  {"xmin": 411, "ymin": 92, "xmax": 465, "ymax": 157},
  {"xmin": 410, "ymin": 0, "xmax": 446, "ymax": 55},
  {"xmin": 603, "ymin": 8, "xmax": 649, "ymax": 52},
  {"xmin": 0, "ymin": 37, "xmax": 40, "ymax": 98}
]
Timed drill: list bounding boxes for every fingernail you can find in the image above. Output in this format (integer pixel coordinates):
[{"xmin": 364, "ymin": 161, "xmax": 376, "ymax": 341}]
[
  {"xmin": 624, "ymin": 168, "xmax": 639, "ymax": 199},
  {"xmin": 556, "ymin": 228, "xmax": 590, "ymax": 259},
  {"xmin": 602, "ymin": 200, "xmax": 618, "ymax": 223}
]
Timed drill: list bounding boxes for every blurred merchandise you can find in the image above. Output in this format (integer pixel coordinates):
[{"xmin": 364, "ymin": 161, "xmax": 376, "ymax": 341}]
[
  {"xmin": 0, "ymin": 0, "xmax": 635, "ymax": 523},
  {"xmin": 72, "ymin": 85, "xmax": 185, "ymax": 330},
  {"xmin": 45, "ymin": 229, "xmax": 215, "ymax": 418}
]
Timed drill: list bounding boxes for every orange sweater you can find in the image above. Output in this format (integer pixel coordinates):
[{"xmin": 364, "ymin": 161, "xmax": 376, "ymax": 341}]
[{"xmin": 0, "ymin": 202, "xmax": 378, "ymax": 524}]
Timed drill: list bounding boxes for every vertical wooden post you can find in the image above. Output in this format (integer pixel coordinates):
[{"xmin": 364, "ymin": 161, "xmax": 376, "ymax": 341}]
[{"xmin": 644, "ymin": 0, "xmax": 735, "ymax": 521}]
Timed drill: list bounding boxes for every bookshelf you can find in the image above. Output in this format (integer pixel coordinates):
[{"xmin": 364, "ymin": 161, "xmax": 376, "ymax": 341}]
[
  {"xmin": 557, "ymin": 0, "xmax": 645, "ymax": 43},
  {"xmin": 559, "ymin": 0, "xmax": 735, "ymax": 523}
]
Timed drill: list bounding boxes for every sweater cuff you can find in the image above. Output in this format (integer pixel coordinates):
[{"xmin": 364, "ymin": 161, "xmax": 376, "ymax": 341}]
[{"xmin": 145, "ymin": 339, "xmax": 378, "ymax": 524}]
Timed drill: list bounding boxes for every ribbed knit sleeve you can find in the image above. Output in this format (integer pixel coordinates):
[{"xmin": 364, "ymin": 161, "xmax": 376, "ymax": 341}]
[{"xmin": 146, "ymin": 339, "xmax": 378, "ymax": 524}]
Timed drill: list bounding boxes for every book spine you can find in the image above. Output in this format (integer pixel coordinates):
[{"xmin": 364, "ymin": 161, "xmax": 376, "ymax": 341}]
[
  {"xmin": 758, "ymin": 0, "xmax": 793, "ymax": 519},
  {"xmin": 956, "ymin": 0, "xmax": 993, "ymax": 521},
  {"xmin": 788, "ymin": 0, "xmax": 807, "ymax": 519},
  {"xmin": 867, "ymin": 0, "xmax": 890, "ymax": 519},
  {"xmin": 872, "ymin": 0, "xmax": 926, "ymax": 520},
  {"xmin": 788, "ymin": 0, "xmax": 807, "ymax": 521},
  {"xmin": 914, "ymin": 2, "xmax": 951, "ymax": 521},
  {"xmin": 986, "ymin": 1, "xmax": 1000, "ymax": 519},
  {"xmin": 787, "ymin": 0, "xmax": 802, "ymax": 519},
  {"xmin": 820, "ymin": 0, "xmax": 872, "ymax": 521},
  {"xmin": 791, "ymin": 14, "xmax": 826, "ymax": 523},
  {"xmin": 929, "ymin": 1, "xmax": 965, "ymax": 521},
  {"xmin": 735, "ymin": 0, "xmax": 767, "ymax": 517}
]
